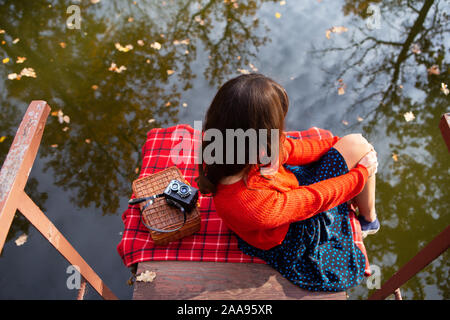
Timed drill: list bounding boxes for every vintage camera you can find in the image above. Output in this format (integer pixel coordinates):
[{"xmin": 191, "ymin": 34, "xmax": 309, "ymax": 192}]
[{"xmin": 163, "ymin": 180, "xmax": 199, "ymax": 213}]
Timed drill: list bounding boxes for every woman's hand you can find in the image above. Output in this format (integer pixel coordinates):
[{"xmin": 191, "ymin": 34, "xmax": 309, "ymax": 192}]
[{"xmin": 359, "ymin": 150, "xmax": 378, "ymax": 177}]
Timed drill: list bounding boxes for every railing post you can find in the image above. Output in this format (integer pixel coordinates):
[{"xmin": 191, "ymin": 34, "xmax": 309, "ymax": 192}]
[{"xmin": 0, "ymin": 101, "xmax": 118, "ymax": 300}]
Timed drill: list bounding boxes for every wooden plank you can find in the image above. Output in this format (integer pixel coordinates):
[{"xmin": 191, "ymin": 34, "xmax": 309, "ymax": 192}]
[
  {"xmin": 439, "ymin": 113, "xmax": 450, "ymax": 152},
  {"xmin": 133, "ymin": 261, "xmax": 346, "ymax": 300},
  {"xmin": 0, "ymin": 101, "xmax": 50, "ymax": 252},
  {"xmin": 368, "ymin": 225, "xmax": 450, "ymax": 300},
  {"xmin": 16, "ymin": 190, "xmax": 118, "ymax": 300}
]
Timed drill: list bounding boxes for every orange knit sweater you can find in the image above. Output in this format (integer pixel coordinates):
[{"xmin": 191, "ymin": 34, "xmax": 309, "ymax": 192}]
[{"xmin": 213, "ymin": 135, "xmax": 369, "ymax": 250}]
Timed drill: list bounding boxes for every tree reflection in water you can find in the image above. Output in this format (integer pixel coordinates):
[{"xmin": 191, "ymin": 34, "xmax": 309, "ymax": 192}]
[{"xmin": 316, "ymin": 0, "xmax": 449, "ymax": 299}]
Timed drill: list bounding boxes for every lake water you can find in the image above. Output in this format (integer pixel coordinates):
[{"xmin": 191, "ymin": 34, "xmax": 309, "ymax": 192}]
[{"xmin": 0, "ymin": 0, "xmax": 448, "ymax": 299}]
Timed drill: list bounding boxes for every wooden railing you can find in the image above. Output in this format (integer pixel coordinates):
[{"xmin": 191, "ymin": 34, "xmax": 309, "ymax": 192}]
[
  {"xmin": 0, "ymin": 101, "xmax": 117, "ymax": 300},
  {"xmin": 368, "ymin": 113, "xmax": 450, "ymax": 300}
]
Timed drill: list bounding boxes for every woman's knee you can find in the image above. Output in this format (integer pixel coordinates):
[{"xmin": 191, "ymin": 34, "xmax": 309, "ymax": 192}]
[{"xmin": 333, "ymin": 133, "xmax": 372, "ymax": 169}]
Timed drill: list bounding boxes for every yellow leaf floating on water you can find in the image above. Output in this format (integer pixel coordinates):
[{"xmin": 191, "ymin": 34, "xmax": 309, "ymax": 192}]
[
  {"xmin": 357, "ymin": 116, "xmax": 364, "ymax": 122},
  {"xmin": 115, "ymin": 42, "xmax": 133, "ymax": 52},
  {"xmin": 326, "ymin": 26, "xmax": 348, "ymax": 39},
  {"xmin": 91, "ymin": 84, "xmax": 99, "ymax": 90},
  {"xmin": 427, "ymin": 65, "xmax": 440, "ymax": 75},
  {"xmin": 108, "ymin": 62, "xmax": 127, "ymax": 73},
  {"xmin": 2, "ymin": 57, "xmax": 9, "ymax": 64},
  {"xmin": 0, "ymin": 136, "xmax": 6, "ymax": 143},
  {"xmin": 166, "ymin": 69, "xmax": 175, "ymax": 75},
  {"xmin": 392, "ymin": 153, "xmax": 398, "ymax": 162},
  {"xmin": 59, "ymin": 42, "xmax": 66, "ymax": 48},
  {"xmin": 136, "ymin": 270, "xmax": 156, "ymax": 283},
  {"xmin": 15, "ymin": 233, "xmax": 28, "ymax": 246},
  {"xmin": 150, "ymin": 42, "xmax": 161, "ymax": 50},
  {"xmin": 275, "ymin": 12, "xmax": 282, "ymax": 19},
  {"xmin": 237, "ymin": 68, "xmax": 250, "ymax": 74},
  {"xmin": 403, "ymin": 111, "xmax": 415, "ymax": 122},
  {"xmin": 337, "ymin": 79, "xmax": 346, "ymax": 95},
  {"xmin": 165, "ymin": 102, "xmax": 171, "ymax": 107},
  {"xmin": 16, "ymin": 56, "xmax": 26, "ymax": 63},
  {"xmin": 20, "ymin": 67, "xmax": 36, "ymax": 78},
  {"xmin": 441, "ymin": 83, "xmax": 449, "ymax": 96},
  {"xmin": 7, "ymin": 73, "xmax": 19, "ymax": 80}
]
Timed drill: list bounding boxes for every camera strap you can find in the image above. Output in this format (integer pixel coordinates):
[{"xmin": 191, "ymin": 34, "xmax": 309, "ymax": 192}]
[{"xmin": 128, "ymin": 194, "xmax": 187, "ymax": 233}]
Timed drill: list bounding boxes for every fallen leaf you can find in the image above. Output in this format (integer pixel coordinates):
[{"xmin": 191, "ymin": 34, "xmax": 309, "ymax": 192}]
[
  {"xmin": 342, "ymin": 120, "xmax": 349, "ymax": 126},
  {"xmin": 108, "ymin": 62, "xmax": 127, "ymax": 73},
  {"xmin": 249, "ymin": 63, "xmax": 258, "ymax": 72},
  {"xmin": 392, "ymin": 153, "xmax": 398, "ymax": 162},
  {"xmin": 51, "ymin": 144, "xmax": 58, "ymax": 148},
  {"xmin": 150, "ymin": 42, "xmax": 161, "ymax": 50},
  {"xmin": 166, "ymin": 69, "xmax": 175, "ymax": 75},
  {"xmin": 427, "ymin": 65, "xmax": 440, "ymax": 75},
  {"xmin": 59, "ymin": 42, "xmax": 66, "ymax": 48},
  {"xmin": 410, "ymin": 43, "xmax": 421, "ymax": 54},
  {"xmin": 146, "ymin": 59, "xmax": 151, "ymax": 64},
  {"xmin": 15, "ymin": 233, "xmax": 28, "ymax": 246},
  {"xmin": 280, "ymin": 0, "xmax": 286, "ymax": 5},
  {"xmin": 237, "ymin": 68, "xmax": 250, "ymax": 74},
  {"xmin": 7, "ymin": 73, "xmax": 19, "ymax": 80},
  {"xmin": 91, "ymin": 84, "xmax": 99, "ymax": 90},
  {"xmin": 135, "ymin": 167, "xmax": 139, "ymax": 174},
  {"xmin": 128, "ymin": 17, "xmax": 134, "ymax": 22},
  {"xmin": 51, "ymin": 111, "xmax": 59, "ymax": 116},
  {"xmin": 403, "ymin": 111, "xmax": 415, "ymax": 122},
  {"xmin": 0, "ymin": 136, "xmax": 6, "ymax": 143},
  {"xmin": 115, "ymin": 42, "xmax": 133, "ymax": 52},
  {"xmin": 441, "ymin": 83, "xmax": 449, "ymax": 96},
  {"xmin": 12, "ymin": 38, "xmax": 19, "ymax": 44},
  {"xmin": 0, "ymin": 29, "xmax": 5, "ymax": 34},
  {"xmin": 182, "ymin": 102, "xmax": 188, "ymax": 108},
  {"xmin": 62, "ymin": 126, "xmax": 70, "ymax": 132},
  {"xmin": 165, "ymin": 101, "xmax": 171, "ymax": 107},
  {"xmin": 148, "ymin": 118, "xmax": 155, "ymax": 124},
  {"xmin": 20, "ymin": 67, "xmax": 37, "ymax": 78},
  {"xmin": 85, "ymin": 139, "xmax": 91, "ymax": 144},
  {"xmin": 57, "ymin": 110, "xmax": 64, "ymax": 124},
  {"xmin": 357, "ymin": 116, "xmax": 364, "ymax": 122},
  {"xmin": 2, "ymin": 57, "xmax": 9, "ymax": 64},
  {"xmin": 63, "ymin": 115, "xmax": 70, "ymax": 124},
  {"xmin": 337, "ymin": 87, "xmax": 345, "ymax": 95},
  {"xmin": 137, "ymin": 39, "xmax": 145, "ymax": 46},
  {"xmin": 326, "ymin": 26, "xmax": 348, "ymax": 39},
  {"xmin": 136, "ymin": 270, "xmax": 156, "ymax": 283},
  {"xmin": 16, "ymin": 56, "xmax": 26, "ymax": 63},
  {"xmin": 91, "ymin": 0, "xmax": 101, "ymax": 3},
  {"xmin": 275, "ymin": 12, "xmax": 282, "ymax": 19}
]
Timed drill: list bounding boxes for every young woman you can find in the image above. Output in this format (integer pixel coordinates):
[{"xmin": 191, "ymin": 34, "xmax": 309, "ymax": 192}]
[{"xmin": 196, "ymin": 73, "xmax": 379, "ymax": 292}]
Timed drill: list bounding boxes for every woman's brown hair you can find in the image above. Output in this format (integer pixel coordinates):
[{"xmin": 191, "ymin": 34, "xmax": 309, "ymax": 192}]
[{"xmin": 195, "ymin": 73, "xmax": 289, "ymax": 195}]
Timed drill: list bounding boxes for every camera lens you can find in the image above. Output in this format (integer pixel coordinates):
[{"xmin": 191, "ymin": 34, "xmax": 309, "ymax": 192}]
[
  {"xmin": 178, "ymin": 185, "xmax": 191, "ymax": 198},
  {"xmin": 170, "ymin": 181, "xmax": 180, "ymax": 192}
]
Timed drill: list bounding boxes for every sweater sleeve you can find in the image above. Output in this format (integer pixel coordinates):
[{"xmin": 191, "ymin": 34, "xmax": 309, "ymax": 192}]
[
  {"xmin": 240, "ymin": 164, "xmax": 369, "ymax": 229},
  {"xmin": 283, "ymin": 136, "xmax": 341, "ymax": 165}
]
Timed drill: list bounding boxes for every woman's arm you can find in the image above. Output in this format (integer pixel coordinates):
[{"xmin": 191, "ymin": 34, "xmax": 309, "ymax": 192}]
[
  {"xmin": 239, "ymin": 164, "xmax": 368, "ymax": 229},
  {"xmin": 282, "ymin": 136, "xmax": 340, "ymax": 165}
]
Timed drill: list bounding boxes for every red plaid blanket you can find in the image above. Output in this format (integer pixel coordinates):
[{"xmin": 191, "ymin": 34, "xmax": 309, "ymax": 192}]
[{"xmin": 117, "ymin": 125, "xmax": 370, "ymax": 276}]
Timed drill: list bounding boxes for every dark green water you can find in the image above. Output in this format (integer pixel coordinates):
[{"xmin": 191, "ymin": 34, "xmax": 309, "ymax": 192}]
[{"xmin": 0, "ymin": 0, "xmax": 448, "ymax": 299}]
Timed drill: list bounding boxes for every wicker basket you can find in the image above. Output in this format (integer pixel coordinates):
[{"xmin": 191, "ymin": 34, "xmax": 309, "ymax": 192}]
[{"xmin": 132, "ymin": 166, "xmax": 201, "ymax": 245}]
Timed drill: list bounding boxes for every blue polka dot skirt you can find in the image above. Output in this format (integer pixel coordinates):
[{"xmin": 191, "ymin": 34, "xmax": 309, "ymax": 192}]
[{"xmin": 237, "ymin": 145, "xmax": 366, "ymax": 292}]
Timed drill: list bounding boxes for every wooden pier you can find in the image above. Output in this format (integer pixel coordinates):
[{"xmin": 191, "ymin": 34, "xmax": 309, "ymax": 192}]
[{"xmin": 133, "ymin": 261, "xmax": 346, "ymax": 300}]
